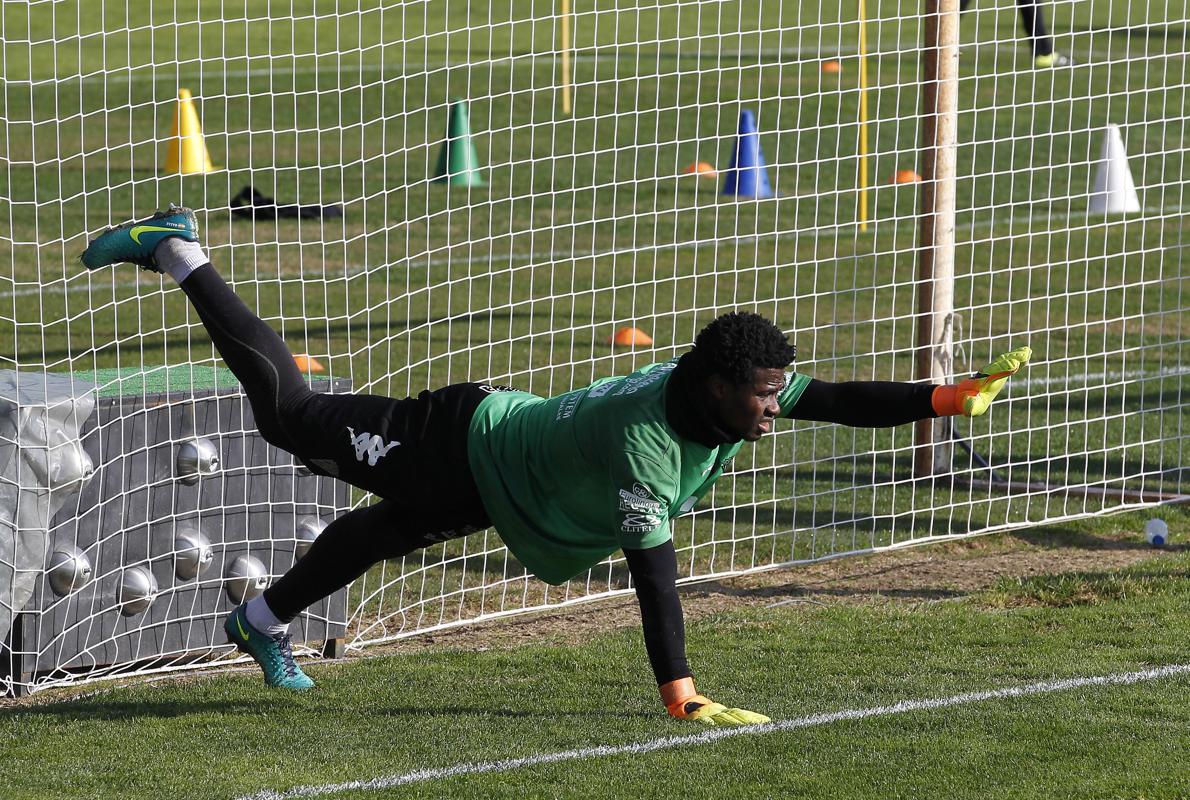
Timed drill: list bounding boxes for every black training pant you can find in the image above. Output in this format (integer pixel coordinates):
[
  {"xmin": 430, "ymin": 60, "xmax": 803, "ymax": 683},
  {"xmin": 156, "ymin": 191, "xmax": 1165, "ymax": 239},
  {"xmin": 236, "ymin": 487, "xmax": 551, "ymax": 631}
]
[
  {"xmin": 960, "ymin": 0, "xmax": 1054, "ymax": 56},
  {"xmin": 180, "ymin": 264, "xmax": 495, "ymax": 621}
]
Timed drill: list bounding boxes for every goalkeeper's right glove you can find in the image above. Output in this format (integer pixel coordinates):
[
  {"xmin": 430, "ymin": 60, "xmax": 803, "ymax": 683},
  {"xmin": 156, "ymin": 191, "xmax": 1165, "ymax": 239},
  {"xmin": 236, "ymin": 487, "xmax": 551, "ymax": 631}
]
[{"xmin": 660, "ymin": 677, "xmax": 771, "ymax": 726}]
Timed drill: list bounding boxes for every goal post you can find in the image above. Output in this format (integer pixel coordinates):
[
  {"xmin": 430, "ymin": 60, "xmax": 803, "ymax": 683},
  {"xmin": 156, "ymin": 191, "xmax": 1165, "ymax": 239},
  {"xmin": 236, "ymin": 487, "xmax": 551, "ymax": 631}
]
[{"xmin": 915, "ymin": 0, "xmax": 961, "ymax": 477}]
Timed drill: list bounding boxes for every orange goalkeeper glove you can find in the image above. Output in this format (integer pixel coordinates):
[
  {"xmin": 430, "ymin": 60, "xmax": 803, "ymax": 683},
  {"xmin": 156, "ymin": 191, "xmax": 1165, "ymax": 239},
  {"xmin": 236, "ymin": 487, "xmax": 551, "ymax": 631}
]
[
  {"xmin": 660, "ymin": 677, "xmax": 770, "ymax": 726},
  {"xmin": 931, "ymin": 346, "xmax": 1032, "ymax": 418}
]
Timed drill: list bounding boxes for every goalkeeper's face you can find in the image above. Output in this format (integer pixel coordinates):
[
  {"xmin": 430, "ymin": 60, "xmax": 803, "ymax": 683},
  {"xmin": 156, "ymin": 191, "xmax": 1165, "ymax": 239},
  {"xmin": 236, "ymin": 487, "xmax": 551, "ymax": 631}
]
[{"xmin": 710, "ymin": 367, "xmax": 785, "ymax": 442}]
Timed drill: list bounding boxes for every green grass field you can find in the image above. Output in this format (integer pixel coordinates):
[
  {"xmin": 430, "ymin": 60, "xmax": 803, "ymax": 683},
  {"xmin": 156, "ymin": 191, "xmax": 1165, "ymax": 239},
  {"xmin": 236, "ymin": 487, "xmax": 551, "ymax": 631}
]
[
  {"xmin": 2, "ymin": 511, "xmax": 1189, "ymax": 799},
  {"xmin": 2, "ymin": 0, "xmax": 1183, "ymax": 563},
  {"xmin": 0, "ymin": 1, "xmax": 1187, "ymax": 794}
]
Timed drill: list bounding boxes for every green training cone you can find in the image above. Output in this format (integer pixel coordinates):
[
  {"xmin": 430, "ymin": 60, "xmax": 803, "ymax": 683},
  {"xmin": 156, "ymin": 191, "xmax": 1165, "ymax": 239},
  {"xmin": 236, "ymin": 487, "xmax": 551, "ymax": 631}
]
[{"xmin": 431, "ymin": 100, "xmax": 484, "ymax": 187}]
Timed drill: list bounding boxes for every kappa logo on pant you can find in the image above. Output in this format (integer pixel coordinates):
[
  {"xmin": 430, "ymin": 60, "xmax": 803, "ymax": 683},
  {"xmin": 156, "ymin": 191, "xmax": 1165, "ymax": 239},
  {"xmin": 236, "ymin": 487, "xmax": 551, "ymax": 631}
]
[{"xmin": 346, "ymin": 427, "xmax": 400, "ymax": 466}]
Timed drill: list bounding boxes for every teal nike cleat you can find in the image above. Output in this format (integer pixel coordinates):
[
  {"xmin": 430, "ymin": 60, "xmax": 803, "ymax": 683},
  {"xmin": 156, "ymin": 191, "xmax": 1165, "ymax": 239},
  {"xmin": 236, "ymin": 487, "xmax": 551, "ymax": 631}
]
[
  {"xmin": 223, "ymin": 603, "xmax": 315, "ymax": 691},
  {"xmin": 79, "ymin": 204, "xmax": 199, "ymax": 271}
]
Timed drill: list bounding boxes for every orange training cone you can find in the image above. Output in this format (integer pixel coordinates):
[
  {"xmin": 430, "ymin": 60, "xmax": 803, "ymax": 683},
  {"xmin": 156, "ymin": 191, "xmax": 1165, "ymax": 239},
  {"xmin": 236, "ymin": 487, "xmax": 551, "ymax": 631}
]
[
  {"xmin": 891, "ymin": 169, "xmax": 922, "ymax": 184},
  {"xmin": 683, "ymin": 161, "xmax": 717, "ymax": 178},
  {"xmin": 165, "ymin": 88, "xmax": 218, "ymax": 174},
  {"xmin": 611, "ymin": 327, "xmax": 653, "ymax": 347},
  {"xmin": 293, "ymin": 354, "xmax": 325, "ymax": 374}
]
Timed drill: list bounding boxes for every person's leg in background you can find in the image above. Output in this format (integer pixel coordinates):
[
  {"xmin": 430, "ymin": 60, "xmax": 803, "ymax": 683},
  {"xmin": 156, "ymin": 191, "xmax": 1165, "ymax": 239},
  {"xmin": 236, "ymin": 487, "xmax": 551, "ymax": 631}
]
[
  {"xmin": 958, "ymin": 0, "xmax": 1070, "ymax": 68},
  {"xmin": 1018, "ymin": 0, "xmax": 1070, "ymax": 66}
]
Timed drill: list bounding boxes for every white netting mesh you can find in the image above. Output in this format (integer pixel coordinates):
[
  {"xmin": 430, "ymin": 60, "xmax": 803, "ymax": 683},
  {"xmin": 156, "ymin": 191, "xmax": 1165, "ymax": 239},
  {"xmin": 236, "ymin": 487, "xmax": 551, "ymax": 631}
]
[{"xmin": 0, "ymin": 0, "xmax": 1185, "ymax": 695}]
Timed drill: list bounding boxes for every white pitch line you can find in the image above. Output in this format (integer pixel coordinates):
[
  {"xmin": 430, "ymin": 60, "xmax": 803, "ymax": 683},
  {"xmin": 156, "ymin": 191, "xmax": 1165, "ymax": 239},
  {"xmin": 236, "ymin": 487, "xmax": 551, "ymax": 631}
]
[
  {"xmin": 1009, "ymin": 366, "xmax": 1190, "ymax": 391},
  {"xmin": 234, "ymin": 663, "xmax": 1190, "ymax": 800}
]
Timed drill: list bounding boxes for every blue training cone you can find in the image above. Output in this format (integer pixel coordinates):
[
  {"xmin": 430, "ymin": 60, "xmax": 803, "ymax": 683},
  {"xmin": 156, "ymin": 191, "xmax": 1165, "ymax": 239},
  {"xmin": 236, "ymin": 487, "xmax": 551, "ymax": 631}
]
[{"xmin": 721, "ymin": 109, "xmax": 773, "ymax": 199}]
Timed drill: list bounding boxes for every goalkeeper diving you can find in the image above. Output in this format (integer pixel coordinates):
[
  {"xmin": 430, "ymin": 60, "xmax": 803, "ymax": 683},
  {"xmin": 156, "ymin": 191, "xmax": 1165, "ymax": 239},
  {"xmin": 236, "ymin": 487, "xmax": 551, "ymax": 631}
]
[{"xmin": 79, "ymin": 207, "xmax": 1031, "ymax": 726}]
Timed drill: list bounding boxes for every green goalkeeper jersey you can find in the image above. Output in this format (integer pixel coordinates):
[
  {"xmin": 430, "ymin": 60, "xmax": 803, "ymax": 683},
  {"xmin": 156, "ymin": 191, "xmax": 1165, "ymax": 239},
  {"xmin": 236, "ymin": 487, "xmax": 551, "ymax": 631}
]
[{"xmin": 467, "ymin": 360, "xmax": 811, "ymax": 585}]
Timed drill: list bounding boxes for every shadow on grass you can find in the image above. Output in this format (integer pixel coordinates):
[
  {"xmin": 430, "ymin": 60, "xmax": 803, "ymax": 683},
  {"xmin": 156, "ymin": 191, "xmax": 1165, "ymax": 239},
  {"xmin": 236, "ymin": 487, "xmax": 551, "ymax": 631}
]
[
  {"xmin": 692, "ymin": 580, "xmax": 967, "ymax": 603},
  {"xmin": 374, "ymin": 705, "xmax": 654, "ymax": 720},
  {"xmin": 742, "ymin": 501, "xmax": 978, "ymax": 540},
  {"xmin": 1015, "ymin": 387, "xmax": 1188, "ymax": 416},
  {"xmin": 776, "ymin": 456, "xmax": 1183, "ymax": 499},
  {"xmin": 1071, "ymin": 22, "xmax": 1189, "ymax": 45},
  {"xmin": 980, "ymin": 564, "xmax": 1190, "ymax": 608},
  {"xmin": 0, "ymin": 696, "xmax": 270, "ymax": 721},
  {"xmin": 1006, "ymin": 526, "xmax": 1184, "ymax": 552}
]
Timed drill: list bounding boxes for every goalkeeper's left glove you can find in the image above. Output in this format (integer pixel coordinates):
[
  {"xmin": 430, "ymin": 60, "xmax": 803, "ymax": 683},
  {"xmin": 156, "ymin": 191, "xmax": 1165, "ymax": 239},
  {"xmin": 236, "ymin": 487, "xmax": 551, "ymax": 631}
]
[
  {"xmin": 931, "ymin": 345, "xmax": 1032, "ymax": 418},
  {"xmin": 660, "ymin": 677, "xmax": 770, "ymax": 726}
]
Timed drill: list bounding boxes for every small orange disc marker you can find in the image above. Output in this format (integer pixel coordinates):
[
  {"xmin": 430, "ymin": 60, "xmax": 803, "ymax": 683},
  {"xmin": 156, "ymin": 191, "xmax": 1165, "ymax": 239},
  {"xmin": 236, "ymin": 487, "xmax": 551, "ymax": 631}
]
[
  {"xmin": 892, "ymin": 169, "xmax": 923, "ymax": 184},
  {"xmin": 611, "ymin": 327, "xmax": 654, "ymax": 347},
  {"xmin": 293, "ymin": 354, "xmax": 326, "ymax": 373},
  {"xmin": 683, "ymin": 161, "xmax": 717, "ymax": 178}
]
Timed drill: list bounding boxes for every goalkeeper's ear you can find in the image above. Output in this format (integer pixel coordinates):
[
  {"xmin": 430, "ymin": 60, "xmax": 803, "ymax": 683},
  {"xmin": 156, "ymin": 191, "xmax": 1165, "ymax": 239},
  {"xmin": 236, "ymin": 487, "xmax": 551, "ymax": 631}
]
[{"xmin": 931, "ymin": 345, "xmax": 1032, "ymax": 418}]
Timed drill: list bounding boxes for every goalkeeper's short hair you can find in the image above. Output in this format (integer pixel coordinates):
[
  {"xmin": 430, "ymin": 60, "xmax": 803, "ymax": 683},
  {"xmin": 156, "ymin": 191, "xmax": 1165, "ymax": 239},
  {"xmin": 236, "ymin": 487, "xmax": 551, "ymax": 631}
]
[{"xmin": 684, "ymin": 312, "xmax": 797, "ymax": 386}]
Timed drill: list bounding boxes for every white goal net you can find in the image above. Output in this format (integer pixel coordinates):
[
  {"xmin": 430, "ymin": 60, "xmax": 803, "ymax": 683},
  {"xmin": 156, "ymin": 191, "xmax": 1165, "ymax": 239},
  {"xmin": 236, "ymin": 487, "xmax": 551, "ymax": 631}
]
[{"xmin": 0, "ymin": 0, "xmax": 1185, "ymax": 695}]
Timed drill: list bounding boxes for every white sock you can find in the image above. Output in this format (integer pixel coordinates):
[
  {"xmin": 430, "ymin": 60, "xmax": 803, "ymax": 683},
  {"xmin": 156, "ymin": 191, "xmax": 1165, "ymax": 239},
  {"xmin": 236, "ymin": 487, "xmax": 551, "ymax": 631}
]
[
  {"xmin": 154, "ymin": 237, "xmax": 208, "ymax": 284},
  {"xmin": 245, "ymin": 594, "xmax": 289, "ymax": 637}
]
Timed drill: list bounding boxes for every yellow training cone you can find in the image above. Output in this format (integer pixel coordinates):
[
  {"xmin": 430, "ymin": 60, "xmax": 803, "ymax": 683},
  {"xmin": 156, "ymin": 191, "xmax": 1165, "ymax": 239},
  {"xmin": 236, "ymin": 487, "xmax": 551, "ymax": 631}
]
[{"xmin": 165, "ymin": 88, "xmax": 218, "ymax": 174}]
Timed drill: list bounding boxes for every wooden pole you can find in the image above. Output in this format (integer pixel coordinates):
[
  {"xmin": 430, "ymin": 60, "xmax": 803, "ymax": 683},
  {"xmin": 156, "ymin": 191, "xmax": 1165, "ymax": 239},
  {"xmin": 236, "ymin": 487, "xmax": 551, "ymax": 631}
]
[
  {"xmin": 857, "ymin": 0, "xmax": 870, "ymax": 231},
  {"xmin": 561, "ymin": 0, "xmax": 572, "ymax": 114},
  {"xmin": 914, "ymin": 0, "xmax": 960, "ymax": 477}
]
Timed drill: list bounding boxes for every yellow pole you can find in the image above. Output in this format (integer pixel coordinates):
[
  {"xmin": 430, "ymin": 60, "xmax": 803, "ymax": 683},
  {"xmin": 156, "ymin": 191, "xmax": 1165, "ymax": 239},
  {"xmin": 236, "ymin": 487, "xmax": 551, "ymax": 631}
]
[
  {"xmin": 561, "ymin": 0, "xmax": 572, "ymax": 114},
  {"xmin": 857, "ymin": 0, "xmax": 870, "ymax": 230}
]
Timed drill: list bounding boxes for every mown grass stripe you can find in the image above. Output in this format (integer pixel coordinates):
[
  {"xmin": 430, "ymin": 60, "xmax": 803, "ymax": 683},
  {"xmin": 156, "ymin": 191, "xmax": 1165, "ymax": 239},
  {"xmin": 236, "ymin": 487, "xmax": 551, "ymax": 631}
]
[
  {"xmin": 9, "ymin": 210, "xmax": 1182, "ymax": 302},
  {"xmin": 7, "ymin": 43, "xmax": 1136, "ymax": 88}
]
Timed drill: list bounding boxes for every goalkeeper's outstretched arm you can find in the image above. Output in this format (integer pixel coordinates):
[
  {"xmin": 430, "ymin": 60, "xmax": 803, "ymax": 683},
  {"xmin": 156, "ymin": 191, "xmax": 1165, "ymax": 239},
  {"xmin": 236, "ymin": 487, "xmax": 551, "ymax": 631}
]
[
  {"xmin": 786, "ymin": 347, "xmax": 1032, "ymax": 425},
  {"xmin": 618, "ymin": 347, "xmax": 1030, "ymax": 725},
  {"xmin": 623, "ymin": 542, "xmax": 770, "ymax": 726}
]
